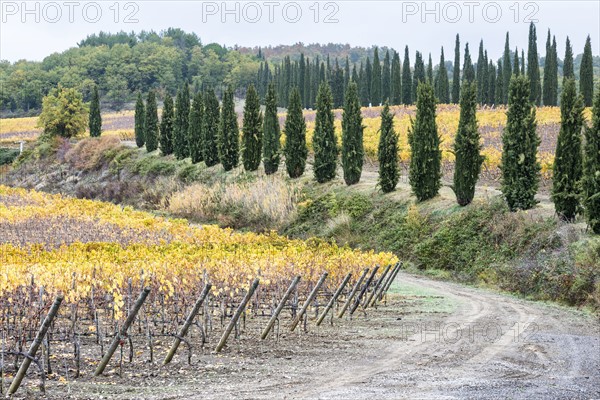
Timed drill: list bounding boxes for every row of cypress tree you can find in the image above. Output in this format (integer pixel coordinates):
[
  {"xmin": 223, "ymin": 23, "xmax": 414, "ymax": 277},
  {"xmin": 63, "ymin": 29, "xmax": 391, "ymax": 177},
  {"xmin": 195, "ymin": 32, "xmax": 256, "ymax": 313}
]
[{"xmin": 258, "ymin": 25, "xmax": 594, "ymax": 109}]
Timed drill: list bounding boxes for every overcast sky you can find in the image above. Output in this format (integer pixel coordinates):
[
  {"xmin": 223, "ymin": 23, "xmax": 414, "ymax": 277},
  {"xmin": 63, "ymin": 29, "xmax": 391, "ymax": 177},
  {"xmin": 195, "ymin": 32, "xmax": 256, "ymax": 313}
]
[{"xmin": 1, "ymin": 1, "xmax": 599, "ymax": 63}]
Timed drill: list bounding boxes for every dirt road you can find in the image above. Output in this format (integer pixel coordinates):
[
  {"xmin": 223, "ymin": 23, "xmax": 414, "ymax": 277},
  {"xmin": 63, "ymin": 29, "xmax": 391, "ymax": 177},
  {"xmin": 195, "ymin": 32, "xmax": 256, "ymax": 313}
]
[{"xmin": 24, "ymin": 271, "xmax": 598, "ymax": 400}]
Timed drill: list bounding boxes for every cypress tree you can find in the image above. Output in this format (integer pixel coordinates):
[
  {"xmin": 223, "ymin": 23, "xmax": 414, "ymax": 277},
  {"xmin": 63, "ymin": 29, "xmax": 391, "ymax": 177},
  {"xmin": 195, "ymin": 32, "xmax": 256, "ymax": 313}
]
[
  {"xmin": 313, "ymin": 82, "xmax": 338, "ymax": 183},
  {"xmin": 241, "ymin": 84, "xmax": 262, "ymax": 171},
  {"xmin": 409, "ymin": 82, "xmax": 441, "ymax": 201},
  {"xmin": 284, "ymin": 87, "xmax": 307, "ymax": 178},
  {"xmin": 402, "ymin": 46, "xmax": 412, "ymax": 105},
  {"xmin": 552, "ymin": 78, "xmax": 584, "ymax": 221},
  {"xmin": 219, "ymin": 86, "xmax": 239, "ymax": 171},
  {"xmin": 426, "ymin": 53, "xmax": 434, "ymax": 84},
  {"xmin": 580, "ymin": 35, "xmax": 594, "ymax": 107},
  {"xmin": 513, "ymin": 47, "xmax": 520, "ymax": 76},
  {"xmin": 502, "ymin": 32, "xmax": 512, "ymax": 104},
  {"xmin": 501, "ymin": 75, "xmax": 540, "ymax": 211},
  {"xmin": 365, "ymin": 57, "xmax": 373, "ymax": 105},
  {"xmin": 527, "ymin": 23, "xmax": 542, "ymax": 105},
  {"xmin": 331, "ymin": 60, "xmax": 345, "ymax": 108},
  {"xmin": 359, "ymin": 62, "xmax": 370, "ymax": 107},
  {"xmin": 487, "ymin": 61, "xmax": 496, "ymax": 105},
  {"xmin": 583, "ymin": 90, "xmax": 600, "ymax": 233},
  {"xmin": 202, "ymin": 89, "xmax": 220, "ymax": 166},
  {"xmin": 462, "ymin": 43, "xmax": 475, "ymax": 83},
  {"xmin": 188, "ymin": 92, "xmax": 204, "ymax": 164},
  {"xmin": 382, "ymin": 50, "xmax": 391, "ymax": 103},
  {"xmin": 476, "ymin": 40, "xmax": 486, "ymax": 103},
  {"xmin": 412, "ymin": 52, "xmax": 426, "ymax": 102},
  {"xmin": 543, "ymin": 32, "xmax": 559, "ymax": 106},
  {"xmin": 341, "ymin": 82, "xmax": 364, "ymax": 185},
  {"xmin": 89, "ymin": 85, "xmax": 102, "ymax": 137},
  {"xmin": 435, "ymin": 48, "xmax": 450, "ymax": 104},
  {"xmin": 299, "ymin": 54, "xmax": 306, "ymax": 104},
  {"xmin": 452, "ymin": 34, "xmax": 461, "ymax": 104},
  {"xmin": 145, "ymin": 90, "xmax": 159, "ymax": 153},
  {"xmin": 496, "ymin": 60, "xmax": 504, "ymax": 105},
  {"xmin": 262, "ymin": 83, "xmax": 281, "ymax": 175},
  {"xmin": 159, "ymin": 93, "xmax": 174, "ymax": 155},
  {"xmin": 378, "ymin": 102, "xmax": 399, "ymax": 193},
  {"xmin": 371, "ymin": 48, "xmax": 382, "ymax": 106},
  {"xmin": 521, "ymin": 50, "xmax": 525, "ymax": 76},
  {"xmin": 134, "ymin": 92, "xmax": 145, "ymax": 148},
  {"xmin": 453, "ymin": 82, "xmax": 483, "ymax": 206},
  {"xmin": 174, "ymin": 85, "xmax": 191, "ymax": 159},
  {"xmin": 391, "ymin": 51, "xmax": 402, "ymax": 105},
  {"xmin": 563, "ymin": 37, "xmax": 574, "ymax": 80}
]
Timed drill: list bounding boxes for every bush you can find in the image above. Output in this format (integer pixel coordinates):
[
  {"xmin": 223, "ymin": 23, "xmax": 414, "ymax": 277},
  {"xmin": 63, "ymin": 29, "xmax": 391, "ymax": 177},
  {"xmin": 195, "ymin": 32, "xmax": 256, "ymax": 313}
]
[
  {"xmin": 64, "ymin": 136, "xmax": 122, "ymax": 171},
  {"xmin": 0, "ymin": 148, "xmax": 19, "ymax": 165}
]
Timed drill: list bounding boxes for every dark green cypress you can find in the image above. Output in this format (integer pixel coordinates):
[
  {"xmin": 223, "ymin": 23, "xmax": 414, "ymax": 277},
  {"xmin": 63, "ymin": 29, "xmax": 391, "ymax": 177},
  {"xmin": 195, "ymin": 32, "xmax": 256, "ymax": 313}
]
[
  {"xmin": 313, "ymin": 82, "xmax": 337, "ymax": 183},
  {"xmin": 408, "ymin": 82, "xmax": 441, "ymax": 202},
  {"xmin": 174, "ymin": 85, "xmax": 191, "ymax": 159},
  {"xmin": 342, "ymin": 82, "xmax": 364, "ymax": 185},
  {"xmin": 513, "ymin": 47, "xmax": 520, "ymax": 76},
  {"xmin": 371, "ymin": 48, "xmax": 382, "ymax": 106},
  {"xmin": 435, "ymin": 48, "xmax": 450, "ymax": 104},
  {"xmin": 452, "ymin": 34, "xmax": 461, "ymax": 104},
  {"xmin": 552, "ymin": 78, "xmax": 584, "ymax": 221},
  {"xmin": 242, "ymin": 84, "xmax": 263, "ymax": 171},
  {"xmin": 391, "ymin": 51, "xmax": 402, "ymax": 105},
  {"xmin": 359, "ymin": 62, "xmax": 370, "ymax": 107},
  {"xmin": 583, "ymin": 90, "xmax": 600, "ymax": 233},
  {"xmin": 527, "ymin": 23, "xmax": 542, "ymax": 105},
  {"xmin": 145, "ymin": 90, "xmax": 159, "ymax": 153},
  {"xmin": 402, "ymin": 46, "xmax": 412, "ymax": 105},
  {"xmin": 89, "ymin": 85, "xmax": 102, "ymax": 137},
  {"xmin": 188, "ymin": 92, "xmax": 204, "ymax": 164},
  {"xmin": 496, "ymin": 60, "xmax": 504, "ymax": 105},
  {"xmin": 501, "ymin": 75, "xmax": 540, "ymax": 211},
  {"xmin": 502, "ymin": 32, "xmax": 512, "ymax": 104},
  {"xmin": 219, "ymin": 86, "xmax": 239, "ymax": 171},
  {"xmin": 563, "ymin": 37, "xmax": 574, "ymax": 80},
  {"xmin": 304, "ymin": 56, "xmax": 312, "ymax": 108},
  {"xmin": 412, "ymin": 52, "xmax": 426, "ymax": 102},
  {"xmin": 426, "ymin": 53, "xmax": 434, "ymax": 84},
  {"xmin": 580, "ymin": 35, "xmax": 594, "ymax": 107},
  {"xmin": 365, "ymin": 57, "xmax": 373, "ymax": 105},
  {"xmin": 262, "ymin": 83, "xmax": 281, "ymax": 175},
  {"xmin": 202, "ymin": 89, "xmax": 220, "ymax": 166},
  {"xmin": 487, "ymin": 61, "xmax": 496, "ymax": 105},
  {"xmin": 299, "ymin": 54, "xmax": 306, "ymax": 105},
  {"xmin": 134, "ymin": 92, "xmax": 145, "ymax": 148},
  {"xmin": 159, "ymin": 93, "xmax": 174, "ymax": 155},
  {"xmin": 453, "ymin": 82, "xmax": 483, "ymax": 206},
  {"xmin": 284, "ymin": 87, "xmax": 307, "ymax": 178},
  {"xmin": 378, "ymin": 102, "xmax": 399, "ymax": 193},
  {"xmin": 382, "ymin": 50, "xmax": 391, "ymax": 103},
  {"xmin": 476, "ymin": 40, "xmax": 486, "ymax": 103},
  {"xmin": 543, "ymin": 31, "xmax": 559, "ymax": 106},
  {"xmin": 521, "ymin": 50, "xmax": 525, "ymax": 76},
  {"xmin": 331, "ymin": 60, "xmax": 345, "ymax": 108},
  {"xmin": 462, "ymin": 43, "xmax": 475, "ymax": 83}
]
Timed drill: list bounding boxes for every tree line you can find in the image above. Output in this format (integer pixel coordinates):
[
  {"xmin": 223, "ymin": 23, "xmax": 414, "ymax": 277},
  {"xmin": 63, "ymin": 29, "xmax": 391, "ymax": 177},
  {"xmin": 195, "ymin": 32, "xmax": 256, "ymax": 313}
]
[{"xmin": 2, "ymin": 26, "xmax": 598, "ymax": 115}]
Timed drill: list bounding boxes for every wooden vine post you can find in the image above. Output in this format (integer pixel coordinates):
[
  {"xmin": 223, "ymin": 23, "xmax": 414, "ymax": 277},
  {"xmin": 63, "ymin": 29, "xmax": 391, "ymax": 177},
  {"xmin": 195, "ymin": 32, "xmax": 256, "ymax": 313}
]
[
  {"xmin": 95, "ymin": 287, "xmax": 150, "ymax": 376},
  {"xmin": 364, "ymin": 264, "xmax": 392, "ymax": 308},
  {"xmin": 261, "ymin": 276, "xmax": 301, "ymax": 340},
  {"xmin": 290, "ymin": 272, "xmax": 328, "ymax": 332},
  {"xmin": 163, "ymin": 283, "xmax": 212, "ymax": 365},
  {"xmin": 215, "ymin": 278, "xmax": 260, "ymax": 353},
  {"xmin": 8, "ymin": 295, "xmax": 63, "ymax": 396},
  {"xmin": 316, "ymin": 273, "xmax": 351, "ymax": 326},
  {"xmin": 380, "ymin": 262, "xmax": 402, "ymax": 298},
  {"xmin": 350, "ymin": 265, "xmax": 379, "ymax": 315},
  {"xmin": 338, "ymin": 268, "xmax": 369, "ymax": 318}
]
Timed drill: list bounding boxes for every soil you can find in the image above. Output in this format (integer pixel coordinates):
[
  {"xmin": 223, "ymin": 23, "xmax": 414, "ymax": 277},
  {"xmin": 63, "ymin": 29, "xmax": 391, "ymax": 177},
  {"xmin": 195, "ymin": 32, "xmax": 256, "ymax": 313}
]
[{"xmin": 12, "ymin": 272, "xmax": 600, "ymax": 400}]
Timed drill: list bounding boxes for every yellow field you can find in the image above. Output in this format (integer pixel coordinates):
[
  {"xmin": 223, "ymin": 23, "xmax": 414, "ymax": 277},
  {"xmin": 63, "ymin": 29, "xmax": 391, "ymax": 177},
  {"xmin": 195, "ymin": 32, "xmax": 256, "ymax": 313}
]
[{"xmin": 0, "ymin": 185, "xmax": 396, "ymax": 319}]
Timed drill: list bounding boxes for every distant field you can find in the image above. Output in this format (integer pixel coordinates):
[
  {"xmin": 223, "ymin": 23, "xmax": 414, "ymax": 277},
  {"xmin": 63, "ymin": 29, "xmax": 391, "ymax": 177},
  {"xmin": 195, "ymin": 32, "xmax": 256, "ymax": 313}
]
[{"xmin": 1, "ymin": 105, "xmax": 591, "ymax": 180}]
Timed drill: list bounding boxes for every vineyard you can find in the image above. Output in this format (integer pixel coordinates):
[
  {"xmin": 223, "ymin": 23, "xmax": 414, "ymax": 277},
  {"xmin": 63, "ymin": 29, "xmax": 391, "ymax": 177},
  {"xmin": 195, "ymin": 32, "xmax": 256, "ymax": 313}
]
[
  {"xmin": 2, "ymin": 105, "xmax": 589, "ymax": 182},
  {"xmin": 0, "ymin": 185, "xmax": 398, "ymax": 396}
]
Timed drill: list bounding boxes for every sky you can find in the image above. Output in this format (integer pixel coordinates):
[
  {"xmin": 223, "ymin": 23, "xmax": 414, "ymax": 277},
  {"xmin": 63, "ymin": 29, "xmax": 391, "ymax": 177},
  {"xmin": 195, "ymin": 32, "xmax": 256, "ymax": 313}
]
[{"xmin": 1, "ymin": 0, "xmax": 599, "ymax": 63}]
